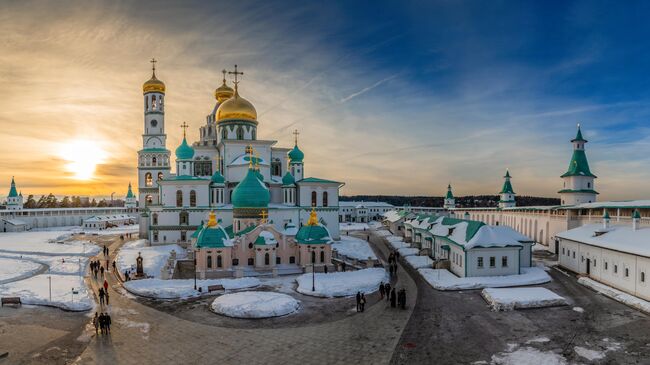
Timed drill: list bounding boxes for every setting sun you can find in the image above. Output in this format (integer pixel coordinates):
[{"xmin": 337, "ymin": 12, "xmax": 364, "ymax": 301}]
[{"xmin": 59, "ymin": 140, "xmax": 107, "ymax": 180}]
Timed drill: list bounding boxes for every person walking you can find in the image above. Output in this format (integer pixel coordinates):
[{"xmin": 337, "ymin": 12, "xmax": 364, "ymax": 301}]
[
  {"xmin": 360, "ymin": 293, "xmax": 366, "ymax": 312},
  {"xmin": 105, "ymin": 313, "xmax": 112, "ymax": 333},
  {"xmin": 103, "ymin": 279, "xmax": 109, "ymax": 292},
  {"xmin": 324, "ymin": 265, "xmax": 328, "ymax": 274},
  {"xmin": 356, "ymin": 291, "xmax": 361, "ymax": 312},
  {"xmin": 341, "ymin": 262, "xmax": 346, "ymax": 272},
  {"xmin": 106, "ymin": 258, "xmax": 109, "ymax": 271},
  {"xmin": 105, "ymin": 290, "xmax": 110, "ymax": 305},
  {"xmin": 112, "ymin": 261, "xmax": 117, "ymax": 272},
  {"xmin": 385, "ymin": 283, "xmax": 391, "ymax": 302},
  {"xmin": 106, "ymin": 247, "xmax": 109, "ymax": 257},
  {"xmin": 98, "ymin": 313, "xmax": 105, "ymax": 335},
  {"xmin": 390, "ymin": 288, "xmax": 397, "ymax": 308},
  {"xmin": 395, "ymin": 250, "xmax": 400, "ymax": 260},
  {"xmin": 400, "ymin": 289, "xmax": 407, "ymax": 309},
  {"xmin": 379, "ymin": 282, "xmax": 385, "ymax": 299},
  {"xmin": 98, "ymin": 288, "xmax": 105, "ymax": 307},
  {"xmin": 93, "ymin": 312, "xmax": 99, "ymax": 334},
  {"xmin": 100, "ymin": 266, "xmax": 104, "ymax": 278}
]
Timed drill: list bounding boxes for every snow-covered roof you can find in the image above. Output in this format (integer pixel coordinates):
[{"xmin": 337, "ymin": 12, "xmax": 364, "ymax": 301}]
[
  {"xmin": 424, "ymin": 217, "xmax": 531, "ymax": 250},
  {"xmin": 340, "ymin": 201, "xmax": 394, "ymax": 208},
  {"xmin": 565, "ymin": 200, "xmax": 650, "ymax": 210},
  {"xmin": 84, "ymin": 214, "xmax": 136, "ymax": 222},
  {"xmin": 556, "ymin": 223, "xmax": 650, "ymax": 257},
  {"xmin": 383, "ymin": 210, "xmax": 408, "ymax": 223},
  {"xmin": 2, "ymin": 218, "xmax": 26, "ymax": 226},
  {"xmin": 281, "ymin": 223, "xmax": 298, "ymax": 236}
]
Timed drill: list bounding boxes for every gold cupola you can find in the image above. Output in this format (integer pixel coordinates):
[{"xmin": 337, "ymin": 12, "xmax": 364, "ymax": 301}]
[
  {"xmin": 214, "ymin": 69, "xmax": 234, "ymax": 103},
  {"xmin": 143, "ymin": 58, "xmax": 165, "ymax": 94},
  {"xmin": 216, "ymin": 86, "xmax": 257, "ymax": 123}
]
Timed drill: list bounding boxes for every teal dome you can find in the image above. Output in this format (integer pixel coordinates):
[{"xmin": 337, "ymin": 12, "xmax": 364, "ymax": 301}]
[
  {"xmin": 288, "ymin": 144, "xmax": 304, "ymax": 163},
  {"xmin": 231, "ymin": 168, "xmax": 270, "ymax": 208},
  {"xmin": 282, "ymin": 171, "xmax": 295, "ymax": 186},
  {"xmin": 175, "ymin": 137, "xmax": 195, "ymax": 160},
  {"xmin": 211, "ymin": 170, "xmax": 225, "ymax": 184},
  {"xmin": 195, "ymin": 224, "xmax": 231, "ymax": 248},
  {"xmin": 255, "ymin": 169, "xmax": 264, "ymax": 181},
  {"xmin": 296, "ymin": 225, "xmax": 332, "ymax": 244}
]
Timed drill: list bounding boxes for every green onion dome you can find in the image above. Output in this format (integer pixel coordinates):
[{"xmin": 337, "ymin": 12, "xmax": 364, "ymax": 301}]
[
  {"xmin": 175, "ymin": 137, "xmax": 195, "ymax": 160},
  {"xmin": 288, "ymin": 144, "xmax": 304, "ymax": 163},
  {"xmin": 282, "ymin": 171, "xmax": 295, "ymax": 186},
  {"xmin": 210, "ymin": 170, "xmax": 225, "ymax": 185},
  {"xmin": 231, "ymin": 168, "xmax": 270, "ymax": 208}
]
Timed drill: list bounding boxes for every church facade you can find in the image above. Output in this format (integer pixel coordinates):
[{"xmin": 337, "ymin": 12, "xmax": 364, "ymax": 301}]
[{"xmin": 136, "ymin": 63, "xmax": 343, "ymax": 247}]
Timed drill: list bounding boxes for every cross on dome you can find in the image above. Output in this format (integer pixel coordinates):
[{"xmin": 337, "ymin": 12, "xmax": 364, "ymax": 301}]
[
  {"xmin": 260, "ymin": 210, "xmax": 268, "ymax": 224},
  {"xmin": 293, "ymin": 129, "xmax": 300, "ymax": 145},
  {"xmin": 228, "ymin": 65, "xmax": 244, "ymax": 91},
  {"xmin": 150, "ymin": 57, "xmax": 157, "ymax": 76},
  {"xmin": 180, "ymin": 122, "xmax": 189, "ymax": 138}
]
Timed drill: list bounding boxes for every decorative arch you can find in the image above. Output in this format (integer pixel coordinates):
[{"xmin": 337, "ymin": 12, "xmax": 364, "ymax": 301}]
[
  {"xmin": 145, "ymin": 173, "xmax": 153, "ymax": 187},
  {"xmin": 176, "ymin": 190, "xmax": 183, "ymax": 207}
]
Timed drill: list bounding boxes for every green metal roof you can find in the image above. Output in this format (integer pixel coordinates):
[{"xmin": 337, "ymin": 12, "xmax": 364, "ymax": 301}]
[
  {"xmin": 499, "ymin": 171, "xmax": 515, "ymax": 194},
  {"xmin": 231, "ymin": 168, "xmax": 270, "ymax": 208},
  {"xmin": 295, "ymin": 224, "xmax": 332, "ymax": 244},
  {"xmin": 211, "ymin": 170, "xmax": 225, "ymax": 184},
  {"xmin": 572, "ymin": 126, "xmax": 587, "ymax": 142},
  {"xmin": 440, "ymin": 217, "xmax": 486, "ymax": 242},
  {"xmin": 7, "ymin": 177, "xmax": 17, "ymax": 198},
  {"xmin": 282, "ymin": 171, "xmax": 295, "ymax": 186},
  {"xmin": 288, "ymin": 144, "xmax": 304, "ymax": 163},
  {"xmin": 125, "ymin": 183, "xmax": 135, "ymax": 198},
  {"xmin": 140, "ymin": 148, "xmax": 170, "ymax": 153},
  {"xmin": 175, "ymin": 137, "xmax": 195, "ymax": 160},
  {"xmin": 298, "ymin": 177, "xmax": 341, "ymax": 184},
  {"xmin": 445, "ymin": 184, "xmax": 454, "ymax": 199},
  {"xmin": 166, "ymin": 175, "xmax": 208, "ymax": 181},
  {"xmin": 195, "ymin": 224, "xmax": 231, "ymax": 248},
  {"xmin": 561, "ymin": 149, "xmax": 596, "ymax": 178}
]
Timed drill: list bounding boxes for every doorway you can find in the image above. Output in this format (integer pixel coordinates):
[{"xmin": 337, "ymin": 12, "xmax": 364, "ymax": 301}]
[{"xmin": 586, "ymin": 258, "xmax": 591, "ymax": 275}]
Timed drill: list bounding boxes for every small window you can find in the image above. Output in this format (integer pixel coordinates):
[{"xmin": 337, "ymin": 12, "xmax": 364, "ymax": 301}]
[
  {"xmin": 289, "ymin": 256, "xmax": 296, "ymax": 264},
  {"xmin": 625, "ymin": 268, "xmax": 629, "ymax": 277},
  {"xmin": 562, "ymin": 247, "xmax": 565, "ymax": 255},
  {"xmin": 642, "ymin": 272, "xmax": 645, "ymax": 283},
  {"xmin": 247, "ymin": 258, "xmax": 254, "ymax": 266},
  {"xmin": 217, "ymin": 255, "xmax": 222, "ymax": 268},
  {"xmin": 477, "ymin": 257, "xmax": 484, "ymax": 268},
  {"xmin": 489, "ymin": 256, "xmax": 496, "ymax": 268},
  {"xmin": 614, "ymin": 265, "xmax": 618, "ymax": 274},
  {"xmin": 502, "ymin": 256, "xmax": 508, "ymax": 267},
  {"xmin": 573, "ymin": 252, "xmax": 575, "ymax": 259},
  {"xmin": 232, "ymin": 259, "xmax": 239, "ymax": 266},
  {"xmin": 276, "ymin": 257, "xmax": 281, "ymax": 265},
  {"xmin": 207, "ymin": 255, "xmax": 212, "ymax": 269},
  {"xmin": 605, "ymin": 262, "xmax": 608, "ymax": 270}
]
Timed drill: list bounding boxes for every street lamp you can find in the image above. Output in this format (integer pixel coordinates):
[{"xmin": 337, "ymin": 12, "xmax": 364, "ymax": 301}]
[
  {"xmin": 110, "ymin": 192, "xmax": 115, "ymax": 207},
  {"xmin": 193, "ymin": 257, "xmax": 197, "ymax": 290},
  {"xmin": 311, "ymin": 248, "xmax": 315, "ymax": 292}
]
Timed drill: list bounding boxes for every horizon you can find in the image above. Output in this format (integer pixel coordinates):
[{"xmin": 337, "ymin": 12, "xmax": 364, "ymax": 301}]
[{"xmin": 3, "ymin": 1, "xmax": 650, "ymax": 201}]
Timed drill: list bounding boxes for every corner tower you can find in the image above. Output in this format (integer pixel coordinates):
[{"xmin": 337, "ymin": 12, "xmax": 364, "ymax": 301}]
[
  {"xmin": 288, "ymin": 129, "xmax": 304, "ymax": 181},
  {"xmin": 138, "ymin": 58, "xmax": 171, "ymax": 208},
  {"xmin": 559, "ymin": 125, "xmax": 597, "ymax": 206},
  {"xmin": 443, "ymin": 184, "xmax": 455, "ymax": 209},
  {"xmin": 498, "ymin": 170, "xmax": 516, "ymax": 208}
]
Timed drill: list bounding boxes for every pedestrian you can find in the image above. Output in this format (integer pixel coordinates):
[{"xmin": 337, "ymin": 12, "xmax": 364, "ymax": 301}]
[
  {"xmin": 124, "ymin": 270, "xmax": 129, "ymax": 281},
  {"xmin": 105, "ymin": 312, "xmax": 111, "ymax": 333},
  {"xmin": 103, "ymin": 279, "xmax": 108, "ymax": 292},
  {"xmin": 379, "ymin": 282, "xmax": 385, "ymax": 299},
  {"xmin": 105, "ymin": 290, "xmax": 110, "ymax": 305},
  {"xmin": 400, "ymin": 289, "xmax": 407, "ymax": 309},
  {"xmin": 341, "ymin": 262, "xmax": 346, "ymax": 272},
  {"xmin": 100, "ymin": 266, "xmax": 104, "ymax": 278},
  {"xmin": 367, "ymin": 235, "xmax": 370, "ymax": 242},
  {"xmin": 93, "ymin": 312, "xmax": 99, "ymax": 334},
  {"xmin": 389, "ymin": 265, "xmax": 393, "ymax": 275},
  {"xmin": 98, "ymin": 313, "xmax": 105, "ymax": 334},
  {"xmin": 106, "ymin": 247, "xmax": 110, "ymax": 257},
  {"xmin": 385, "ymin": 283, "xmax": 391, "ymax": 302},
  {"xmin": 324, "ymin": 265, "xmax": 328, "ymax": 274},
  {"xmin": 98, "ymin": 288, "xmax": 105, "ymax": 306},
  {"xmin": 106, "ymin": 259, "xmax": 109, "ymax": 271},
  {"xmin": 356, "ymin": 291, "xmax": 361, "ymax": 312},
  {"xmin": 390, "ymin": 288, "xmax": 397, "ymax": 308},
  {"xmin": 360, "ymin": 293, "xmax": 366, "ymax": 312},
  {"xmin": 112, "ymin": 261, "xmax": 116, "ymax": 272}
]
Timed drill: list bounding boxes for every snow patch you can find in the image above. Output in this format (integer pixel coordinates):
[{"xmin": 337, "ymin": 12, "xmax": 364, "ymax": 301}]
[
  {"xmin": 481, "ymin": 287, "xmax": 567, "ymax": 311},
  {"xmin": 296, "ymin": 268, "xmax": 388, "ymax": 297},
  {"xmin": 116, "ymin": 244, "xmax": 186, "ymax": 279},
  {"xmin": 339, "ymin": 223, "xmax": 370, "ymax": 231},
  {"xmin": 572, "ymin": 306, "xmax": 584, "ymax": 313},
  {"xmin": 211, "ymin": 291, "xmax": 300, "ymax": 318},
  {"xmin": 0, "ymin": 274, "xmax": 93, "ymax": 311},
  {"xmin": 404, "ymin": 255, "xmax": 433, "ymax": 269},
  {"xmin": 332, "ymin": 235, "xmax": 377, "ymax": 260},
  {"xmin": 490, "ymin": 346, "xmax": 567, "ymax": 365},
  {"xmin": 419, "ymin": 267, "xmax": 551, "ymax": 290},
  {"xmin": 397, "ymin": 247, "xmax": 419, "ymax": 257},
  {"xmin": 0, "ymin": 257, "xmax": 42, "ymax": 284},
  {"xmin": 574, "ymin": 346, "xmax": 605, "ymax": 361},
  {"xmin": 579, "ymin": 277, "xmax": 650, "ymax": 314}
]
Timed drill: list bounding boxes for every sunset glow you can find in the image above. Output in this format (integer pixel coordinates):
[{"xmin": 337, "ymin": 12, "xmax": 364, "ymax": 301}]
[{"xmin": 59, "ymin": 140, "xmax": 107, "ymax": 181}]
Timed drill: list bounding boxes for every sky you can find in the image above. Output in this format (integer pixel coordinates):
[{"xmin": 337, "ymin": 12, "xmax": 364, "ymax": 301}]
[{"xmin": 2, "ymin": 0, "xmax": 650, "ymax": 200}]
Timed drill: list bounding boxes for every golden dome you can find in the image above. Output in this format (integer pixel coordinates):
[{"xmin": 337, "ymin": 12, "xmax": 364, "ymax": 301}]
[
  {"xmin": 143, "ymin": 72, "xmax": 165, "ymax": 94},
  {"xmin": 216, "ymin": 89, "xmax": 257, "ymax": 123},
  {"xmin": 214, "ymin": 80, "xmax": 234, "ymax": 103}
]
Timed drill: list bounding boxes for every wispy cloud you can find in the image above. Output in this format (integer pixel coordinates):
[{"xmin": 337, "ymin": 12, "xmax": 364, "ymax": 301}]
[{"xmin": 340, "ymin": 74, "xmax": 399, "ymax": 103}]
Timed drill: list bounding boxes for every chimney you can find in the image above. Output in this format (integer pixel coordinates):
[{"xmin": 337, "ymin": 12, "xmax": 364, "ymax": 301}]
[
  {"xmin": 603, "ymin": 210, "xmax": 610, "ymax": 230},
  {"xmin": 633, "ymin": 210, "xmax": 641, "ymax": 231}
]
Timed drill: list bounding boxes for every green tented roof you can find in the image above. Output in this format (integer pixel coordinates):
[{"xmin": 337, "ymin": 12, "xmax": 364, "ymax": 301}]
[
  {"xmin": 7, "ymin": 177, "xmax": 17, "ymax": 198},
  {"xmin": 561, "ymin": 150, "xmax": 596, "ymax": 178},
  {"xmin": 499, "ymin": 171, "xmax": 515, "ymax": 194},
  {"xmin": 126, "ymin": 183, "xmax": 135, "ymax": 198},
  {"xmin": 445, "ymin": 184, "xmax": 454, "ymax": 199},
  {"xmin": 572, "ymin": 127, "xmax": 587, "ymax": 142},
  {"xmin": 295, "ymin": 224, "xmax": 332, "ymax": 244}
]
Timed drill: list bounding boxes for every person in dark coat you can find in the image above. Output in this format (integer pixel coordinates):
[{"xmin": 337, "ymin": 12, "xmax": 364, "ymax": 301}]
[
  {"xmin": 385, "ymin": 283, "xmax": 391, "ymax": 302},
  {"xmin": 93, "ymin": 312, "xmax": 99, "ymax": 334},
  {"xmin": 379, "ymin": 282, "xmax": 385, "ymax": 299},
  {"xmin": 98, "ymin": 313, "xmax": 105, "ymax": 334},
  {"xmin": 355, "ymin": 291, "xmax": 361, "ymax": 312},
  {"xmin": 98, "ymin": 288, "xmax": 105, "ymax": 306},
  {"xmin": 105, "ymin": 290, "xmax": 110, "ymax": 305},
  {"xmin": 360, "ymin": 293, "xmax": 366, "ymax": 312},
  {"xmin": 341, "ymin": 262, "xmax": 346, "ymax": 272},
  {"xmin": 390, "ymin": 288, "xmax": 397, "ymax": 308},
  {"xmin": 100, "ymin": 266, "xmax": 104, "ymax": 278},
  {"xmin": 395, "ymin": 251, "xmax": 400, "ymax": 260},
  {"xmin": 400, "ymin": 289, "xmax": 407, "ymax": 309},
  {"xmin": 324, "ymin": 265, "xmax": 328, "ymax": 274},
  {"xmin": 104, "ymin": 313, "xmax": 111, "ymax": 333}
]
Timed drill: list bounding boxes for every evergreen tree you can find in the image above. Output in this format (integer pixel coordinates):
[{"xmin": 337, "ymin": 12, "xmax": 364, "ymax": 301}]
[
  {"xmin": 60, "ymin": 196, "xmax": 71, "ymax": 208},
  {"xmin": 90, "ymin": 198, "xmax": 97, "ymax": 207},
  {"xmin": 24, "ymin": 194, "xmax": 36, "ymax": 209},
  {"xmin": 36, "ymin": 195, "xmax": 47, "ymax": 208},
  {"xmin": 97, "ymin": 199, "xmax": 108, "ymax": 207},
  {"xmin": 45, "ymin": 193, "xmax": 58, "ymax": 208}
]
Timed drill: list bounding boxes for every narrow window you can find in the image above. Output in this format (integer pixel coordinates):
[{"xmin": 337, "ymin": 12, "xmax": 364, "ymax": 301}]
[
  {"xmin": 502, "ymin": 256, "xmax": 508, "ymax": 267},
  {"xmin": 237, "ymin": 126, "xmax": 244, "ymax": 139},
  {"xmin": 323, "ymin": 191, "xmax": 328, "ymax": 207},
  {"xmin": 217, "ymin": 255, "xmax": 222, "ymax": 268},
  {"xmin": 642, "ymin": 272, "xmax": 646, "ymax": 283},
  {"xmin": 289, "ymin": 256, "xmax": 296, "ymax": 264},
  {"xmin": 489, "ymin": 256, "xmax": 496, "ymax": 268},
  {"xmin": 264, "ymin": 253, "xmax": 270, "ymax": 265},
  {"xmin": 207, "ymin": 255, "xmax": 212, "ymax": 269},
  {"xmin": 145, "ymin": 173, "xmax": 153, "ymax": 187},
  {"xmin": 614, "ymin": 265, "xmax": 618, "ymax": 274},
  {"xmin": 276, "ymin": 257, "xmax": 281, "ymax": 265},
  {"xmin": 190, "ymin": 190, "xmax": 197, "ymax": 207},
  {"xmin": 152, "ymin": 213, "xmax": 158, "ymax": 225},
  {"xmin": 311, "ymin": 191, "xmax": 317, "ymax": 207},
  {"xmin": 477, "ymin": 257, "xmax": 483, "ymax": 268},
  {"xmin": 605, "ymin": 261, "xmax": 608, "ymax": 270},
  {"xmin": 176, "ymin": 190, "xmax": 183, "ymax": 207},
  {"xmin": 625, "ymin": 268, "xmax": 629, "ymax": 277},
  {"xmin": 320, "ymin": 250, "xmax": 325, "ymax": 263}
]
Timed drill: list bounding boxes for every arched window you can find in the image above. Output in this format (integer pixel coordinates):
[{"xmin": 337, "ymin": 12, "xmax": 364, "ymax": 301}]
[
  {"xmin": 158, "ymin": 172, "xmax": 163, "ymax": 181},
  {"xmin": 152, "ymin": 156, "xmax": 157, "ymax": 165},
  {"xmin": 252, "ymin": 129, "xmax": 256, "ymax": 140},
  {"xmin": 145, "ymin": 173, "xmax": 153, "ymax": 187},
  {"xmin": 222, "ymin": 128, "xmax": 227, "ymax": 140},
  {"xmin": 311, "ymin": 191, "xmax": 317, "ymax": 207},
  {"xmin": 145, "ymin": 195, "xmax": 153, "ymax": 205},
  {"xmin": 207, "ymin": 255, "xmax": 212, "ymax": 269},
  {"xmin": 190, "ymin": 190, "xmax": 197, "ymax": 207},
  {"xmin": 152, "ymin": 213, "xmax": 158, "ymax": 225},
  {"xmin": 323, "ymin": 192, "xmax": 328, "ymax": 207},
  {"xmin": 176, "ymin": 190, "xmax": 183, "ymax": 207},
  {"xmin": 264, "ymin": 253, "xmax": 270, "ymax": 265},
  {"xmin": 320, "ymin": 250, "xmax": 325, "ymax": 263},
  {"xmin": 276, "ymin": 257, "xmax": 281, "ymax": 264},
  {"xmin": 236, "ymin": 126, "xmax": 244, "ymax": 140},
  {"xmin": 179, "ymin": 211, "xmax": 189, "ymax": 225},
  {"xmin": 311, "ymin": 250, "xmax": 316, "ymax": 263},
  {"xmin": 217, "ymin": 255, "xmax": 222, "ymax": 268}
]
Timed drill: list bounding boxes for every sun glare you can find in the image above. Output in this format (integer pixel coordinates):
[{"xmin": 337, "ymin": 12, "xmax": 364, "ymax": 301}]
[{"xmin": 59, "ymin": 140, "xmax": 107, "ymax": 180}]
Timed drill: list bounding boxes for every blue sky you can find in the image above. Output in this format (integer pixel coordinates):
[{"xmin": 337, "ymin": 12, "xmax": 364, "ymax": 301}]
[{"xmin": 2, "ymin": 1, "xmax": 650, "ymax": 199}]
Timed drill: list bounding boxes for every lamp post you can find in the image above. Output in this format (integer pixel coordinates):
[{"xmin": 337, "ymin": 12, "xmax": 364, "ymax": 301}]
[
  {"xmin": 193, "ymin": 257, "xmax": 197, "ymax": 290},
  {"xmin": 110, "ymin": 192, "xmax": 115, "ymax": 207},
  {"xmin": 311, "ymin": 248, "xmax": 315, "ymax": 292}
]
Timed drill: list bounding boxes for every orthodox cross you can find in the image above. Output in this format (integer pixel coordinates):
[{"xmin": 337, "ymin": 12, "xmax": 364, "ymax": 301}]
[
  {"xmin": 150, "ymin": 58, "xmax": 157, "ymax": 75},
  {"xmin": 180, "ymin": 122, "xmax": 189, "ymax": 138},
  {"xmin": 293, "ymin": 129, "xmax": 300, "ymax": 145},
  {"xmin": 247, "ymin": 144, "xmax": 254, "ymax": 168},
  {"xmin": 260, "ymin": 210, "xmax": 268, "ymax": 224},
  {"xmin": 228, "ymin": 65, "xmax": 244, "ymax": 88},
  {"xmin": 221, "ymin": 69, "xmax": 228, "ymax": 83}
]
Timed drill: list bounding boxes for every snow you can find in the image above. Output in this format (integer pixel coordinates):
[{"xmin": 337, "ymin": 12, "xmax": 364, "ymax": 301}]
[
  {"xmin": 525, "ymin": 337, "xmax": 551, "ymax": 344},
  {"xmin": 490, "ymin": 346, "xmax": 567, "ymax": 365},
  {"xmin": 123, "ymin": 239, "xmax": 147, "ymax": 249},
  {"xmin": 368, "ymin": 221, "xmax": 383, "ymax": 229},
  {"xmin": 481, "ymin": 287, "xmax": 568, "ymax": 311},
  {"xmin": 87, "ymin": 225, "xmax": 140, "ymax": 236},
  {"xmin": 383, "ymin": 210, "xmax": 406, "ymax": 223},
  {"xmin": 296, "ymin": 268, "xmax": 388, "ymax": 297},
  {"xmin": 574, "ymin": 346, "xmax": 605, "ymax": 361},
  {"xmin": 123, "ymin": 277, "xmax": 260, "ymax": 299},
  {"xmin": 0, "ymin": 252, "xmax": 90, "ymax": 275},
  {"xmin": 556, "ymin": 223, "xmax": 650, "ymax": 257},
  {"xmin": 426, "ymin": 218, "xmax": 531, "ymax": 249},
  {"xmin": 404, "ymin": 255, "xmax": 433, "ymax": 269},
  {"xmin": 211, "ymin": 291, "xmax": 300, "ymax": 318},
  {"xmin": 0, "ymin": 230, "xmax": 98, "ymax": 256},
  {"xmin": 0, "ymin": 257, "xmax": 42, "ymax": 284},
  {"xmin": 332, "ymin": 235, "xmax": 377, "ymax": 260},
  {"xmin": 578, "ymin": 276, "xmax": 650, "ymax": 314},
  {"xmin": 0, "ymin": 274, "xmax": 93, "ymax": 311},
  {"xmin": 339, "ymin": 222, "xmax": 370, "ymax": 231},
  {"xmin": 387, "ymin": 238, "xmax": 409, "ymax": 250},
  {"xmin": 418, "ymin": 267, "xmax": 551, "ymax": 290},
  {"xmin": 116, "ymin": 244, "xmax": 186, "ymax": 279},
  {"xmin": 573, "ymin": 306, "xmax": 584, "ymax": 313},
  {"xmin": 397, "ymin": 247, "xmax": 419, "ymax": 257},
  {"xmin": 258, "ymin": 231, "xmax": 277, "ymax": 245}
]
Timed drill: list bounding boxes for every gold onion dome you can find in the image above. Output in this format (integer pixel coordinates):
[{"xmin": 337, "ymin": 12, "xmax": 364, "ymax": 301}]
[
  {"xmin": 216, "ymin": 88, "xmax": 257, "ymax": 123},
  {"xmin": 215, "ymin": 80, "xmax": 234, "ymax": 103},
  {"xmin": 143, "ymin": 71, "xmax": 165, "ymax": 94}
]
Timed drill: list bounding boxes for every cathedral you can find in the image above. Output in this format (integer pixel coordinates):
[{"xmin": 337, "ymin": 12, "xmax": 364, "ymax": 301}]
[{"xmin": 136, "ymin": 61, "xmax": 343, "ymax": 263}]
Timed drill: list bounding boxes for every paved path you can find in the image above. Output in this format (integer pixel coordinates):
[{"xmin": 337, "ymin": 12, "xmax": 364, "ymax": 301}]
[{"xmin": 74, "ymin": 234, "xmax": 416, "ymax": 365}]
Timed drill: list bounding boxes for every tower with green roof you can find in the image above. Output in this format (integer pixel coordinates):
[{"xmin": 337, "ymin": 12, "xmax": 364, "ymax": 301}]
[
  {"xmin": 5, "ymin": 177, "xmax": 23, "ymax": 210},
  {"xmin": 443, "ymin": 184, "xmax": 456, "ymax": 209},
  {"xmin": 209, "ymin": 169, "xmax": 226, "ymax": 207},
  {"xmin": 288, "ymin": 129, "xmax": 304, "ymax": 181},
  {"xmin": 558, "ymin": 125, "xmax": 598, "ymax": 206},
  {"xmin": 231, "ymin": 164, "xmax": 270, "ymax": 233},
  {"xmin": 125, "ymin": 182, "xmax": 137, "ymax": 209},
  {"xmin": 282, "ymin": 170, "xmax": 296, "ymax": 206},
  {"xmin": 498, "ymin": 170, "xmax": 516, "ymax": 208}
]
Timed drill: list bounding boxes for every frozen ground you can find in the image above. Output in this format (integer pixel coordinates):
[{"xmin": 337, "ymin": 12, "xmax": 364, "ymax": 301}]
[
  {"xmin": 0, "ymin": 257, "xmax": 42, "ymax": 284},
  {"xmin": 418, "ymin": 267, "xmax": 551, "ymax": 290},
  {"xmin": 397, "ymin": 247, "xmax": 419, "ymax": 257},
  {"xmin": 0, "ymin": 274, "xmax": 93, "ymax": 311},
  {"xmin": 332, "ymin": 235, "xmax": 377, "ymax": 260},
  {"xmin": 404, "ymin": 255, "xmax": 433, "ymax": 269},
  {"xmin": 116, "ymin": 242, "xmax": 186, "ymax": 279},
  {"xmin": 339, "ymin": 222, "xmax": 370, "ymax": 231},
  {"xmin": 578, "ymin": 277, "xmax": 650, "ymax": 314},
  {"xmin": 296, "ymin": 268, "xmax": 388, "ymax": 297},
  {"xmin": 86, "ymin": 225, "xmax": 140, "ymax": 236},
  {"xmin": 481, "ymin": 287, "xmax": 568, "ymax": 311},
  {"xmin": 211, "ymin": 291, "xmax": 300, "ymax": 318},
  {"xmin": 123, "ymin": 277, "xmax": 260, "ymax": 299}
]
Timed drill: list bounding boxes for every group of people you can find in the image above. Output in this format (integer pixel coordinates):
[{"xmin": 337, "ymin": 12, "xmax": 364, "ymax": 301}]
[
  {"xmin": 355, "ymin": 291, "xmax": 367, "ymax": 312},
  {"xmin": 90, "ymin": 260, "xmax": 105, "ymax": 279},
  {"xmin": 387, "ymin": 250, "xmax": 400, "ymax": 275},
  {"xmin": 93, "ymin": 312, "xmax": 112, "ymax": 335},
  {"xmin": 98, "ymin": 278, "xmax": 110, "ymax": 306},
  {"xmin": 378, "ymin": 281, "xmax": 407, "ymax": 309},
  {"xmin": 119, "ymin": 233, "xmax": 134, "ymax": 240}
]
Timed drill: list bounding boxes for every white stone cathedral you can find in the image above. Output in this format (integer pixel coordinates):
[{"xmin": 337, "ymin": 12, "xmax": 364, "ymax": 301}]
[{"xmin": 136, "ymin": 62, "xmax": 343, "ymax": 244}]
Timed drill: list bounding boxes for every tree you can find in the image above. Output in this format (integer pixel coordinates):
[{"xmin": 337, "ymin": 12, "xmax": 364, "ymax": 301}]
[
  {"xmin": 36, "ymin": 195, "xmax": 47, "ymax": 208},
  {"xmin": 60, "ymin": 196, "xmax": 71, "ymax": 208},
  {"xmin": 24, "ymin": 195, "xmax": 36, "ymax": 209},
  {"xmin": 44, "ymin": 193, "xmax": 58, "ymax": 208},
  {"xmin": 90, "ymin": 198, "xmax": 97, "ymax": 207},
  {"xmin": 97, "ymin": 199, "xmax": 108, "ymax": 207},
  {"xmin": 72, "ymin": 196, "xmax": 82, "ymax": 208}
]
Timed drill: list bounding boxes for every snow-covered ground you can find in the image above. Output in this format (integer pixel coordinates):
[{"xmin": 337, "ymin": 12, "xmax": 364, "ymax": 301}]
[
  {"xmin": 211, "ymin": 291, "xmax": 300, "ymax": 318},
  {"xmin": 481, "ymin": 287, "xmax": 568, "ymax": 311},
  {"xmin": 397, "ymin": 247, "xmax": 419, "ymax": 257},
  {"xmin": 116, "ymin": 242, "xmax": 186, "ymax": 279},
  {"xmin": 0, "ymin": 257, "xmax": 42, "ymax": 284},
  {"xmin": 123, "ymin": 277, "xmax": 260, "ymax": 299},
  {"xmin": 373, "ymin": 230, "xmax": 392, "ymax": 237},
  {"xmin": 0, "ymin": 274, "xmax": 93, "ymax": 311},
  {"xmin": 339, "ymin": 222, "xmax": 370, "ymax": 231},
  {"xmin": 368, "ymin": 221, "xmax": 383, "ymax": 229},
  {"xmin": 404, "ymin": 255, "xmax": 433, "ymax": 269},
  {"xmin": 86, "ymin": 225, "xmax": 140, "ymax": 236},
  {"xmin": 387, "ymin": 239, "xmax": 409, "ymax": 250},
  {"xmin": 0, "ymin": 230, "xmax": 98, "ymax": 255},
  {"xmin": 296, "ymin": 268, "xmax": 388, "ymax": 297},
  {"xmin": 418, "ymin": 267, "xmax": 551, "ymax": 290},
  {"xmin": 490, "ymin": 344, "xmax": 568, "ymax": 365},
  {"xmin": 332, "ymin": 235, "xmax": 377, "ymax": 260},
  {"xmin": 578, "ymin": 277, "xmax": 650, "ymax": 314}
]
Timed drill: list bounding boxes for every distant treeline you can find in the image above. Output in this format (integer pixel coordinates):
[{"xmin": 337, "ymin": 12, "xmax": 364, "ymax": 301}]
[
  {"xmin": 15, "ymin": 194, "xmax": 123, "ymax": 209},
  {"xmin": 340, "ymin": 195, "xmax": 560, "ymax": 208}
]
